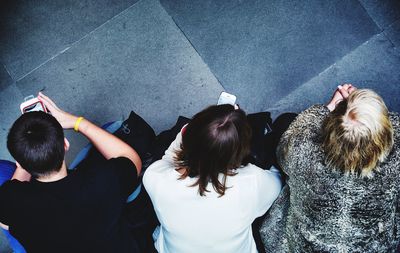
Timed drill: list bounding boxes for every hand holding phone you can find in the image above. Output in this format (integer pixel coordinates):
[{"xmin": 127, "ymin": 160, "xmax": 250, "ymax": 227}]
[{"xmin": 38, "ymin": 92, "xmax": 79, "ymax": 129}]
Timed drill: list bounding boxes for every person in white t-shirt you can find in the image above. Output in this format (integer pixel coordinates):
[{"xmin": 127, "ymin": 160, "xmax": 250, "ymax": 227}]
[{"xmin": 143, "ymin": 104, "xmax": 282, "ymax": 253}]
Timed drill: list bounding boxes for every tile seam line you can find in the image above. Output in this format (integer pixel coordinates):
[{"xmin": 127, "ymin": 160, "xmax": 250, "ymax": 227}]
[
  {"xmin": 382, "ymin": 31, "xmax": 396, "ymax": 49},
  {"xmin": 268, "ymin": 32, "xmax": 381, "ymax": 112},
  {"xmin": 3, "ymin": 64, "xmax": 15, "ymax": 82},
  {"xmin": 356, "ymin": 0, "xmax": 382, "ymax": 31},
  {"xmin": 16, "ymin": 0, "xmax": 145, "ymax": 82},
  {"xmin": 382, "ymin": 17, "xmax": 400, "ymax": 32},
  {"xmin": 166, "ymin": 14, "xmax": 226, "ymax": 91},
  {"xmin": 383, "ymin": 17, "xmax": 400, "ymax": 49}
]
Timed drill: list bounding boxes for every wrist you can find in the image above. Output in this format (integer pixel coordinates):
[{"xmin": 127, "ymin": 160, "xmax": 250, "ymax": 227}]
[
  {"xmin": 75, "ymin": 118, "xmax": 90, "ymax": 134},
  {"xmin": 326, "ymin": 103, "xmax": 335, "ymax": 112},
  {"xmin": 73, "ymin": 116, "xmax": 84, "ymax": 132}
]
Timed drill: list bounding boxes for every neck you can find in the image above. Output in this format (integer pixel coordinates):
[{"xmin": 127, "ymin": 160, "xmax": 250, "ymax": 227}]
[{"xmin": 36, "ymin": 161, "xmax": 68, "ymax": 182}]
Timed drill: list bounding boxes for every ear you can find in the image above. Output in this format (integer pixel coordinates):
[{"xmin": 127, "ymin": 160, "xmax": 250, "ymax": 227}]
[
  {"xmin": 13, "ymin": 162, "xmax": 31, "ymax": 182},
  {"xmin": 16, "ymin": 162, "xmax": 22, "ymax": 170},
  {"xmin": 64, "ymin": 138, "xmax": 70, "ymax": 152},
  {"xmin": 15, "ymin": 162, "xmax": 28, "ymax": 173}
]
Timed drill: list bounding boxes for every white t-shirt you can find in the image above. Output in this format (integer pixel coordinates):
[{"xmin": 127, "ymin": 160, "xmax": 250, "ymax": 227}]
[{"xmin": 143, "ymin": 131, "xmax": 282, "ymax": 253}]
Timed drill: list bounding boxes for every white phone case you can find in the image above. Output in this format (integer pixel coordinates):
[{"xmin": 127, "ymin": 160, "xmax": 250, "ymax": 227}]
[{"xmin": 217, "ymin": 91, "xmax": 237, "ymax": 105}]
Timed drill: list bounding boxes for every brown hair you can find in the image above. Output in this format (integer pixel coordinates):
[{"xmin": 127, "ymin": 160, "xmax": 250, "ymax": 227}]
[
  {"xmin": 175, "ymin": 104, "xmax": 252, "ymax": 196},
  {"xmin": 322, "ymin": 89, "xmax": 393, "ymax": 176}
]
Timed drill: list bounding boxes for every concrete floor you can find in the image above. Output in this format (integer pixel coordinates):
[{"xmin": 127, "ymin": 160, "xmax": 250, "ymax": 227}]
[{"xmin": 0, "ymin": 0, "xmax": 399, "ymax": 251}]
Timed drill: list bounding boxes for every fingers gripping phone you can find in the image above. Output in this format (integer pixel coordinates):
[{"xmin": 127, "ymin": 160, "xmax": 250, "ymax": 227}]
[
  {"xmin": 217, "ymin": 91, "xmax": 237, "ymax": 106},
  {"xmin": 20, "ymin": 95, "xmax": 47, "ymax": 114}
]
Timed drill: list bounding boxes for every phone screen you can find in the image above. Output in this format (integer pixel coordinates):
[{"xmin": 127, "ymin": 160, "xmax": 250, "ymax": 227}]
[{"xmin": 23, "ymin": 102, "xmax": 45, "ymax": 113}]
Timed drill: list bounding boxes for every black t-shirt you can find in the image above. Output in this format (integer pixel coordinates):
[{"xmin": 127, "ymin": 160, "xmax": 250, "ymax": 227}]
[{"xmin": 0, "ymin": 157, "xmax": 139, "ymax": 253}]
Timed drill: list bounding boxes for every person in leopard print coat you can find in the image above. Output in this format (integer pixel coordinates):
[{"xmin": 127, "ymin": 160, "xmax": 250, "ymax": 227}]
[{"xmin": 260, "ymin": 85, "xmax": 400, "ymax": 252}]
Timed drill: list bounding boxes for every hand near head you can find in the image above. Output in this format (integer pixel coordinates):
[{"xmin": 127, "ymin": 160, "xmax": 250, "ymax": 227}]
[
  {"xmin": 38, "ymin": 92, "xmax": 78, "ymax": 129},
  {"xmin": 326, "ymin": 84, "xmax": 357, "ymax": 111},
  {"xmin": 39, "ymin": 92, "xmax": 142, "ymax": 173},
  {"xmin": 337, "ymin": 84, "xmax": 357, "ymax": 99}
]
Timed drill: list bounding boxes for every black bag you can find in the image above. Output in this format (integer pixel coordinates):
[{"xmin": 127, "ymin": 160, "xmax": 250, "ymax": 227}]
[
  {"xmin": 82, "ymin": 111, "xmax": 157, "ymax": 173},
  {"xmin": 113, "ymin": 111, "xmax": 156, "ymax": 172},
  {"xmin": 245, "ymin": 111, "xmax": 273, "ymax": 169},
  {"xmin": 151, "ymin": 116, "xmax": 191, "ymax": 162}
]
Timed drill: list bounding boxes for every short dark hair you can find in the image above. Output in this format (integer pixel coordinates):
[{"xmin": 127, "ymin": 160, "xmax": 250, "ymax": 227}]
[
  {"xmin": 7, "ymin": 112, "xmax": 65, "ymax": 178},
  {"xmin": 175, "ymin": 104, "xmax": 252, "ymax": 196}
]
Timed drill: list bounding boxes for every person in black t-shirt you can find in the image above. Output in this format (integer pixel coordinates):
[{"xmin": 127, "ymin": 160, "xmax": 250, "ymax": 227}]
[{"xmin": 0, "ymin": 92, "xmax": 143, "ymax": 253}]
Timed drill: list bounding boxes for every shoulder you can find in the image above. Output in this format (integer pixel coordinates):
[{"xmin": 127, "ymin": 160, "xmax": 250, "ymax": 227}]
[
  {"xmin": 144, "ymin": 159, "xmax": 174, "ymax": 175},
  {"xmin": 103, "ymin": 157, "xmax": 139, "ymax": 196},
  {"xmin": 390, "ymin": 112, "xmax": 400, "ymax": 146},
  {"xmin": 107, "ymin": 156, "xmax": 137, "ymax": 170},
  {"xmin": 236, "ymin": 165, "xmax": 283, "ymax": 217},
  {"xmin": 90, "ymin": 156, "xmax": 137, "ymax": 175},
  {"xmin": 384, "ymin": 113, "xmax": 400, "ymax": 164},
  {"xmin": 390, "ymin": 112, "xmax": 400, "ymax": 134},
  {"xmin": 235, "ymin": 163, "xmax": 265, "ymax": 178},
  {"xmin": 86, "ymin": 157, "xmax": 138, "ymax": 189},
  {"xmin": 108, "ymin": 157, "xmax": 137, "ymax": 179},
  {"xmin": 0, "ymin": 180, "xmax": 29, "ymax": 216},
  {"xmin": 238, "ymin": 163, "xmax": 278, "ymax": 177},
  {"xmin": 290, "ymin": 105, "xmax": 328, "ymax": 132},
  {"xmin": 143, "ymin": 159, "xmax": 175, "ymax": 188},
  {"xmin": 385, "ymin": 112, "xmax": 400, "ymax": 174},
  {"xmin": 0, "ymin": 179, "xmax": 28, "ymax": 194},
  {"xmin": 278, "ymin": 105, "xmax": 327, "ymax": 159},
  {"xmin": 237, "ymin": 164, "xmax": 282, "ymax": 192}
]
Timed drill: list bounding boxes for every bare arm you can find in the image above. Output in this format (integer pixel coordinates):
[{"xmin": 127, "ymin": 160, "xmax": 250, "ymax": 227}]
[{"xmin": 38, "ymin": 92, "xmax": 142, "ymax": 174}]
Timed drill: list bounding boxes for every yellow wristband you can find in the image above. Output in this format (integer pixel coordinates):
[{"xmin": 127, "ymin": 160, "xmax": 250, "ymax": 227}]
[{"xmin": 74, "ymin": 117, "xmax": 84, "ymax": 132}]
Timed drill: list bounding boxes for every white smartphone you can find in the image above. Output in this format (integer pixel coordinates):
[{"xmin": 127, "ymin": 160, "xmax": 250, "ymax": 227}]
[
  {"xmin": 20, "ymin": 96, "xmax": 47, "ymax": 114},
  {"xmin": 217, "ymin": 91, "xmax": 237, "ymax": 106}
]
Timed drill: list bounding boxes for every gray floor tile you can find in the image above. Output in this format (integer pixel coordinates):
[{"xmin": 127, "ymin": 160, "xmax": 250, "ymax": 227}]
[
  {"xmin": 160, "ymin": 0, "xmax": 379, "ymax": 113},
  {"xmin": 0, "ymin": 0, "xmax": 139, "ymax": 81},
  {"xmin": 0, "ymin": 64, "xmax": 13, "ymax": 91},
  {"xmin": 269, "ymin": 33, "xmax": 400, "ymax": 118},
  {"xmin": 359, "ymin": 0, "xmax": 400, "ymax": 29},
  {"xmin": 385, "ymin": 20, "xmax": 400, "ymax": 48},
  {"xmin": 15, "ymin": 0, "xmax": 223, "ymax": 163},
  {"xmin": 0, "ymin": 85, "xmax": 24, "ymax": 160}
]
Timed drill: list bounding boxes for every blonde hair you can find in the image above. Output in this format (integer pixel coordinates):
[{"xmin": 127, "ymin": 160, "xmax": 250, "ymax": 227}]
[{"xmin": 322, "ymin": 89, "xmax": 393, "ymax": 176}]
